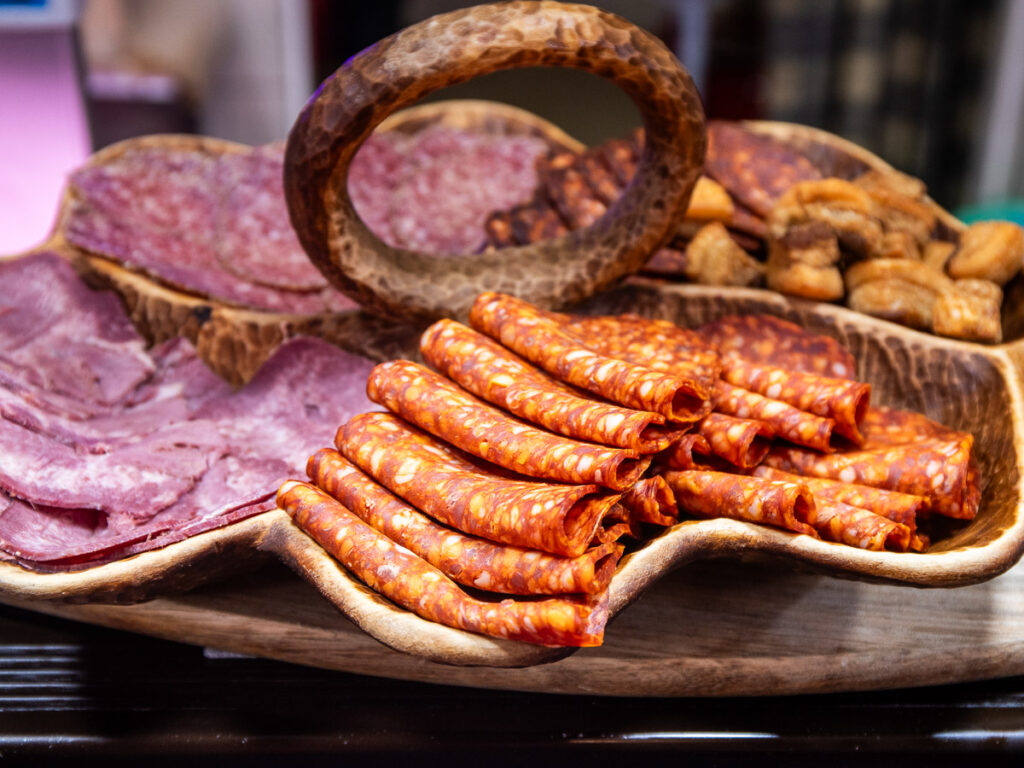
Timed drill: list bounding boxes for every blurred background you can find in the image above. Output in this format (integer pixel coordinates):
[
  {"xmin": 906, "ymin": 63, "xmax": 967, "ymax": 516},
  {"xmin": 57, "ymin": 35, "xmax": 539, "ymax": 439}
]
[{"xmin": 2, "ymin": 0, "xmax": 1023, "ymax": 253}]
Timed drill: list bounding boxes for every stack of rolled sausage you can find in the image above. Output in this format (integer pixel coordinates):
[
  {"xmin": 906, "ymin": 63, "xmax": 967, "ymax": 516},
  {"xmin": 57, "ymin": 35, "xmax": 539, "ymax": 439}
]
[{"xmin": 277, "ymin": 292, "xmax": 980, "ymax": 646}]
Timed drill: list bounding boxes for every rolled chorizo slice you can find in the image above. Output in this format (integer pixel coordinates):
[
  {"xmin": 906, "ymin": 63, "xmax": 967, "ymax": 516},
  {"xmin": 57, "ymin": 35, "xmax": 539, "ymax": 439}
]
[
  {"xmin": 307, "ymin": 449, "xmax": 622, "ymax": 595},
  {"xmin": 714, "ymin": 380, "xmax": 835, "ymax": 453},
  {"xmin": 695, "ymin": 412, "xmax": 774, "ymax": 469},
  {"xmin": 278, "ymin": 481, "xmax": 608, "ymax": 647},
  {"xmin": 719, "ymin": 357, "xmax": 870, "ymax": 444},
  {"xmin": 810, "ymin": 498, "xmax": 913, "ymax": 552},
  {"xmin": 337, "ymin": 412, "xmax": 620, "ymax": 557},
  {"xmin": 698, "ymin": 314, "xmax": 857, "ymax": 381},
  {"xmin": 859, "ymin": 405, "xmax": 966, "ymax": 449},
  {"xmin": 660, "ymin": 433, "xmax": 711, "ymax": 470},
  {"xmin": 764, "ymin": 436, "xmax": 975, "ymax": 519},
  {"xmin": 751, "ymin": 465, "xmax": 923, "ymax": 529},
  {"xmin": 469, "ymin": 292, "xmax": 708, "ymax": 423},
  {"xmin": 620, "ymin": 475, "xmax": 678, "ymax": 528},
  {"xmin": 557, "ymin": 313, "xmax": 720, "ymax": 408},
  {"xmin": 420, "ymin": 320, "xmax": 683, "ymax": 453},
  {"xmin": 662, "ymin": 469, "xmax": 818, "ymax": 537},
  {"xmin": 366, "ymin": 360, "xmax": 649, "ymax": 491}
]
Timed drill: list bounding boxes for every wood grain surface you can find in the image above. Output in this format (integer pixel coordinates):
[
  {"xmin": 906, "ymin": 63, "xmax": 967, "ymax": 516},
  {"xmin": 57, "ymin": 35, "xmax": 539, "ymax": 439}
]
[{"xmin": 6, "ymin": 551, "xmax": 1024, "ymax": 697}]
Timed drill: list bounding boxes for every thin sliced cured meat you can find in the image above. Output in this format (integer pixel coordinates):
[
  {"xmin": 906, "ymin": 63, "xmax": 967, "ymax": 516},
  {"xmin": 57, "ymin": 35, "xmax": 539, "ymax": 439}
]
[
  {"xmin": 539, "ymin": 151, "xmax": 607, "ymax": 229},
  {"xmin": 620, "ymin": 475, "xmax": 678, "ymax": 528},
  {"xmin": 811, "ymin": 498, "xmax": 913, "ymax": 552},
  {"xmin": 859, "ymin": 406, "xmax": 964, "ymax": 449},
  {"xmin": 696, "ymin": 412, "xmax": 774, "ymax": 469},
  {"xmin": 469, "ymin": 293, "xmax": 707, "ymax": 423},
  {"xmin": 705, "ymin": 121, "xmax": 823, "ymax": 217},
  {"xmin": 699, "ymin": 314, "xmax": 857, "ymax": 380},
  {"xmin": 279, "ymin": 481, "xmax": 608, "ymax": 647},
  {"xmin": 420, "ymin": 320, "xmax": 682, "ymax": 453},
  {"xmin": 366, "ymin": 360, "xmax": 649, "ymax": 490},
  {"xmin": 308, "ymin": 448, "xmax": 622, "ymax": 595},
  {"xmin": 714, "ymin": 380, "xmax": 835, "ymax": 452},
  {"xmin": 719, "ymin": 357, "xmax": 869, "ymax": 444},
  {"xmin": 764, "ymin": 436, "xmax": 975, "ymax": 519},
  {"xmin": 660, "ymin": 433, "xmax": 711, "ymax": 470},
  {"xmin": 337, "ymin": 412, "xmax": 620, "ymax": 557},
  {"xmin": 663, "ymin": 470, "xmax": 818, "ymax": 537},
  {"xmin": 558, "ymin": 313, "xmax": 720, "ymax": 408},
  {"xmin": 751, "ymin": 465, "xmax": 923, "ymax": 529}
]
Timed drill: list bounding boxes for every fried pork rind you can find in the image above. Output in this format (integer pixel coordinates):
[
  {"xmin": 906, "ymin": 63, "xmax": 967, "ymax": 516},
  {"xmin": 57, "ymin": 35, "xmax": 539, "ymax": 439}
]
[
  {"xmin": 846, "ymin": 279, "xmax": 937, "ymax": 330},
  {"xmin": 844, "ymin": 258, "xmax": 953, "ymax": 295},
  {"xmin": 874, "ymin": 230, "xmax": 922, "ymax": 261},
  {"xmin": 683, "ymin": 176, "xmax": 735, "ymax": 222},
  {"xmin": 765, "ymin": 220, "xmax": 843, "ymax": 300},
  {"xmin": 858, "ymin": 184, "xmax": 937, "ymax": 248},
  {"xmin": 922, "ymin": 240, "xmax": 956, "ymax": 272},
  {"xmin": 932, "ymin": 279, "xmax": 1003, "ymax": 343},
  {"xmin": 853, "ymin": 168, "xmax": 928, "ymax": 201},
  {"xmin": 768, "ymin": 178, "xmax": 883, "ymax": 258},
  {"xmin": 683, "ymin": 222, "xmax": 765, "ymax": 286},
  {"xmin": 947, "ymin": 221, "xmax": 1024, "ymax": 286}
]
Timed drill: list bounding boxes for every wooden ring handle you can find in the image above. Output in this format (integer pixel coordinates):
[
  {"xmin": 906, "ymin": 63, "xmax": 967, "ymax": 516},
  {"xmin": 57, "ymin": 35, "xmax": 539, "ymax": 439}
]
[{"xmin": 284, "ymin": 1, "xmax": 706, "ymax": 322}]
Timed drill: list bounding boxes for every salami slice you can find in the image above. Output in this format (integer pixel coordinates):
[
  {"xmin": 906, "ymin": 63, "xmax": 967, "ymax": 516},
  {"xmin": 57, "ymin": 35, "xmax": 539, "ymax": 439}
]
[
  {"xmin": 279, "ymin": 481, "xmax": 608, "ymax": 646},
  {"xmin": 420, "ymin": 320, "xmax": 683, "ymax": 453},
  {"xmin": 469, "ymin": 293, "xmax": 709, "ymax": 423},
  {"xmin": 365, "ymin": 360, "xmax": 650, "ymax": 490},
  {"xmin": 719, "ymin": 357, "xmax": 869, "ymax": 444},
  {"xmin": 811, "ymin": 498, "xmax": 913, "ymax": 552},
  {"xmin": 620, "ymin": 475, "xmax": 678, "ymax": 527},
  {"xmin": 695, "ymin": 412, "xmax": 774, "ymax": 469},
  {"xmin": 714, "ymin": 380, "xmax": 835, "ymax": 452},
  {"xmin": 705, "ymin": 121, "xmax": 823, "ymax": 217},
  {"xmin": 308, "ymin": 449, "xmax": 622, "ymax": 595},
  {"xmin": 508, "ymin": 198, "xmax": 571, "ymax": 244},
  {"xmin": 540, "ymin": 152, "xmax": 608, "ymax": 228},
  {"xmin": 859, "ymin": 406, "xmax": 964, "ymax": 449},
  {"xmin": 663, "ymin": 470, "xmax": 818, "ymax": 537},
  {"xmin": 751, "ymin": 465, "xmax": 923, "ymax": 529},
  {"xmin": 764, "ymin": 436, "xmax": 975, "ymax": 519},
  {"xmin": 337, "ymin": 413, "xmax": 620, "ymax": 557},
  {"xmin": 699, "ymin": 314, "xmax": 857, "ymax": 380}
]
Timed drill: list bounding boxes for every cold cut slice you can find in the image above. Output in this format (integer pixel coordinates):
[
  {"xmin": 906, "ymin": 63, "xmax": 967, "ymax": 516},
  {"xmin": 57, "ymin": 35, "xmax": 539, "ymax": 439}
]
[{"xmin": 714, "ymin": 380, "xmax": 835, "ymax": 452}]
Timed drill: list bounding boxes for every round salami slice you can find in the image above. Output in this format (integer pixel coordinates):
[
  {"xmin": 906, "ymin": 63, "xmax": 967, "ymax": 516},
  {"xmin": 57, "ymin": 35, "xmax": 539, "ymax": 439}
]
[
  {"xmin": 307, "ymin": 448, "xmax": 622, "ymax": 595},
  {"xmin": 366, "ymin": 360, "xmax": 650, "ymax": 491},
  {"xmin": 714, "ymin": 380, "xmax": 836, "ymax": 453},
  {"xmin": 279, "ymin": 481, "xmax": 608, "ymax": 647},
  {"xmin": 336, "ymin": 412, "xmax": 621, "ymax": 557}
]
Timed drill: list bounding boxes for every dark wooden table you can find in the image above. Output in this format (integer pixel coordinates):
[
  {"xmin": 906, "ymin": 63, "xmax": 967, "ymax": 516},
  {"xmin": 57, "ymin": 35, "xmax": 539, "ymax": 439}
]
[{"xmin": 2, "ymin": 604, "xmax": 1023, "ymax": 767}]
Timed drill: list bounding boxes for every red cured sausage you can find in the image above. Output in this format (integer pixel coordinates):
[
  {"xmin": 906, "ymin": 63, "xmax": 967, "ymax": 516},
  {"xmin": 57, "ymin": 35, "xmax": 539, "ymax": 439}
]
[
  {"xmin": 307, "ymin": 449, "xmax": 622, "ymax": 595},
  {"xmin": 751, "ymin": 465, "xmax": 923, "ymax": 529},
  {"xmin": 719, "ymin": 357, "xmax": 869, "ymax": 444},
  {"xmin": 366, "ymin": 360, "xmax": 650, "ymax": 490},
  {"xmin": 469, "ymin": 292, "xmax": 708, "ymax": 423},
  {"xmin": 811, "ymin": 498, "xmax": 913, "ymax": 552},
  {"xmin": 662, "ymin": 470, "xmax": 818, "ymax": 537},
  {"xmin": 620, "ymin": 475, "xmax": 678, "ymax": 528},
  {"xmin": 278, "ymin": 481, "xmax": 608, "ymax": 647},
  {"xmin": 420, "ymin": 320, "xmax": 683, "ymax": 453},
  {"xmin": 699, "ymin": 314, "xmax": 857, "ymax": 380},
  {"xmin": 859, "ymin": 406, "xmax": 966, "ymax": 449},
  {"xmin": 695, "ymin": 412, "xmax": 774, "ymax": 469},
  {"xmin": 764, "ymin": 436, "xmax": 975, "ymax": 519},
  {"xmin": 337, "ymin": 412, "xmax": 621, "ymax": 557},
  {"xmin": 660, "ymin": 433, "xmax": 711, "ymax": 470},
  {"xmin": 557, "ymin": 313, "xmax": 720, "ymax": 408},
  {"xmin": 714, "ymin": 380, "xmax": 835, "ymax": 453}
]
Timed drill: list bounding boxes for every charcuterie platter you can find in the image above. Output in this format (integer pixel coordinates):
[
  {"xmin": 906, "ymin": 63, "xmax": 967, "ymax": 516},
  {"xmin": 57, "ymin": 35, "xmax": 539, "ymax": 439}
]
[{"xmin": 2, "ymin": 1, "xmax": 1024, "ymax": 689}]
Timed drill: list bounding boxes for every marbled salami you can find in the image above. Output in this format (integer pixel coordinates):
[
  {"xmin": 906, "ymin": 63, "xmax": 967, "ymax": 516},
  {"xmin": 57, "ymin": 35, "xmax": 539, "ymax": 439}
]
[
  {"xmin": 663, "ymin": 470, "xmax": 818, "ymax": 537},
  {"xmin": 279, "ymin": 481, "xmax": 608, "ymax": 646},
  {"xmin": 714, "ymin": 380, "xmax": 836, "ymax": 452},
  {"xmin": 660, "ymin": 433, "xmax": 711, "ymax": 470},
  {"xmin": 719, "ymin": 357, "xmax": 869, "ymax": 444},
  {"xmin": 420, "ymin": 320, "xmax": 682, "ymax": 452},
  {"xmin": 620, "ymin": 475, "xmax": 678, "ymax": 527},
  {"xmin": 308, "ymin": 449, "xmax": 621, "ymax": 595},
  {"xmin": 337, "ymin": 413, "xmax": 620, "ymax": 557},
  {"xmin": 469, "ymin": 293, "xmax": 709, "ymax": 423},
  {"xmin": 811, "ymin": 498, "xmax": 913, "ymax": 552},
  {"xmin": 695, "ymin": 412, "xmax": 774, "ymax": 469},
  {"xmin": 365, "ymin": 360, "xmax": 649, "ymax": 490}
]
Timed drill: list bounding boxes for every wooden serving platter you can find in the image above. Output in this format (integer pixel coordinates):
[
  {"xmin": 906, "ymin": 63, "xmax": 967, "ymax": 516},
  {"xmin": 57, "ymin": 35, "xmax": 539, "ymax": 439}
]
[{"xmin": 6, "ymin": 549, "xmax": 1024, "ymax": 697}]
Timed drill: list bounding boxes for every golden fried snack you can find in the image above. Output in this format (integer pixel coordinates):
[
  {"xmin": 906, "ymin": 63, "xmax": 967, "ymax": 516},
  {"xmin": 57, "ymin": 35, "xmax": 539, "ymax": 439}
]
[
  {"xmin": 854, "ymin": 168, "xmax": 927, "ymax": 201},
  {"xmin": 684, "ymin": 176, "xmax": 735, "ymax": 222},
  {"xmin": 683, "ymin": 222, "xmax": 765, "ymax": 286},
  {"xmin": 874, "ymin": 231, "xmax": 921, "ymax": 261},
  {"xmin": 932, "ymin": 279, "xmax": 1003, "ymax": 343},
  {"xmin": 844, "ymin": 258, "xmax": 953, "ymax": 295},
  {"xmin": 861, "ymin": 186, "xmax": 936, "ymax": 248},
  {"xmin": 947, "ymin": 221, "xmax": 1024, "ymax": 285},
  {"xmin": 922, "ymin": 240, "xmax": 956, "ymax": 272},
  {"xmin": 846, "ymin": 279, "xmax": 937, "ymax": 330},
  {"xmin": 768, "ymin": 178, "xmax": 883, "ymax": 257}
]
